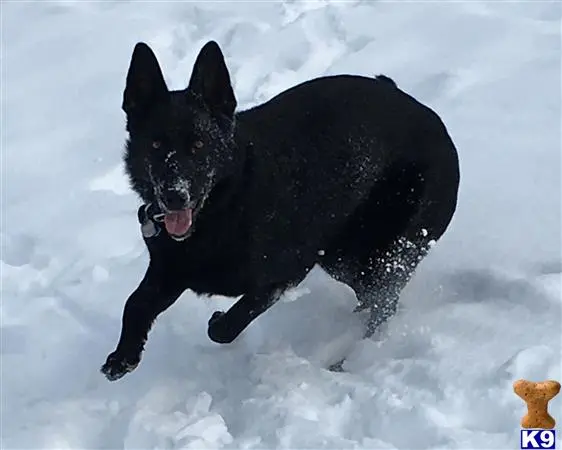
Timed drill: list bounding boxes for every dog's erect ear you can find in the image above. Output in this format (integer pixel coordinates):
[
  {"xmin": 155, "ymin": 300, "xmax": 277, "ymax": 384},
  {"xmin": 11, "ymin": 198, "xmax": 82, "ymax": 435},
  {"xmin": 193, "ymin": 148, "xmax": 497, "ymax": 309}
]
[
  {"xmin": 122, "ymin": 42, "xmax": 168, "ymax": 116},
  {"xmin": 187, "ymin": 41, "xmax": 236, "ymax": 119}
]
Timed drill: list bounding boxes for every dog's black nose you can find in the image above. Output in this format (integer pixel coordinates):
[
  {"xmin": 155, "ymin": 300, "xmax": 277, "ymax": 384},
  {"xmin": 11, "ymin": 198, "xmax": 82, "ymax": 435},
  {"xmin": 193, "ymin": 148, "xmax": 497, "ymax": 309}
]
[{"xmin": 162, "ymin": 190, "xmax": 187, "ymax": 211}]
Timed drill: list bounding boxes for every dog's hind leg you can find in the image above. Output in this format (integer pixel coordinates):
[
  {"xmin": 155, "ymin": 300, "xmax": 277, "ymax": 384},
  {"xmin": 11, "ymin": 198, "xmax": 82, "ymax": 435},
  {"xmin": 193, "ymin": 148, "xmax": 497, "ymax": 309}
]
[
  {"xmin": 321, "ymin": 161, "xmax": 444, "ymax": 338},
  {"xmin": 322, "ymin": 241, "xmax": 427, "ymax": 339},
  {"xmin": 323, "ymin": 158, "xmax": 458, "ymax": 339},
  {"xmin": 357, "ymin": 236, "xmax": 431, "ymax": 337}
]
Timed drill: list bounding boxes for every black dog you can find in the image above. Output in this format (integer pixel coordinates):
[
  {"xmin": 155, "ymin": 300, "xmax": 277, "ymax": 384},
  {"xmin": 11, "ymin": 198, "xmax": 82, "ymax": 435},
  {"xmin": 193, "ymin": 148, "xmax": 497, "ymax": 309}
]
[{"xmin": 101, "ymin": 40, "xmax": 460, "ymax": 381}]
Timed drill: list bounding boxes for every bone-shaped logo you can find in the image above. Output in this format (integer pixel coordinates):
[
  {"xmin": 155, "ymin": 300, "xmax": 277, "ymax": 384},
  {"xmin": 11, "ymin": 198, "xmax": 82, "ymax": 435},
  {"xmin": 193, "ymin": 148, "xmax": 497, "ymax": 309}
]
[{"xmin": 513, "ymin": 379, "xmax": 560, "ymax": 429}]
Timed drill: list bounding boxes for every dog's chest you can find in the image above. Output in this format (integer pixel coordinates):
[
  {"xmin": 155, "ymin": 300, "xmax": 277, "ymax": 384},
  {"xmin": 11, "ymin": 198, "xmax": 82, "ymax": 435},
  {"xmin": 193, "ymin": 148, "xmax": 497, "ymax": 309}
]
[{"xmin": 177, "ymin": 235, "xmax": 252, "ymax": 296}]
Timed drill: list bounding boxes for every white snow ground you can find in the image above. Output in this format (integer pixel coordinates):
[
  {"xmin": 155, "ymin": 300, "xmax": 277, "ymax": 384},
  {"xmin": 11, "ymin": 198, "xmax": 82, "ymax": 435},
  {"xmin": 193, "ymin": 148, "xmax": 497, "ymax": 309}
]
[{"xmin": 2, "ymin": 1, "xmax": 561, "ymax": 449}]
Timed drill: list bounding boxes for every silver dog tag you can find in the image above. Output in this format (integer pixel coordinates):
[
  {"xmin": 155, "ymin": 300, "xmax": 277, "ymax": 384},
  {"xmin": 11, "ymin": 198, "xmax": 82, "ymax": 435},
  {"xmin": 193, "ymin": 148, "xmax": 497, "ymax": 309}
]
[{"xmin": 141, "ymin": 220, "xmax": 159, "ymax": 238}]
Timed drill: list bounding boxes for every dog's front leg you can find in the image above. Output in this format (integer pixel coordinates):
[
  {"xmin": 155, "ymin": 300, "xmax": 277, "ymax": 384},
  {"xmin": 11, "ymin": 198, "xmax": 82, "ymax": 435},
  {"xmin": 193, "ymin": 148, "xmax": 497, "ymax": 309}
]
[
  {"xmin": 101, "ymin": 262, "xmax": 185, "ymax": 381},
  {"xmin": 207, "ymin": 285, "xmax": 284, "ymax": 344}
]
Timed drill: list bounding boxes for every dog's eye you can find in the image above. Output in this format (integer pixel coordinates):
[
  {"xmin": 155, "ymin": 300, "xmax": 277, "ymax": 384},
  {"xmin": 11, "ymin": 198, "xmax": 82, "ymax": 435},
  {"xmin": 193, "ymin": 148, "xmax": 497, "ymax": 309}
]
[
  {"xmin": 193, "ymin": 140, "xmax": 204, "ymax": 151},
  {"xmin": 152, "ymin": 141, "xmax": 161, "ymax": 149}
]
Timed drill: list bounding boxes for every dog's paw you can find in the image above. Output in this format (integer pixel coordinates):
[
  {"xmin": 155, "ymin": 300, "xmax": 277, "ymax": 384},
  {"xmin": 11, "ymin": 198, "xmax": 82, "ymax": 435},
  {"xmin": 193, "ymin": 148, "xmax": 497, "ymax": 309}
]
[
  {"xmin": 101, "ymin": 350, "xmax": 140, "ymax": 381},
  {"xmin": 208, "ymin": 310, "xmax": 225, "ymax": 326},
  {"xmin": 207, "ymin": 311, "xmax": 236, "ymax": 344}
]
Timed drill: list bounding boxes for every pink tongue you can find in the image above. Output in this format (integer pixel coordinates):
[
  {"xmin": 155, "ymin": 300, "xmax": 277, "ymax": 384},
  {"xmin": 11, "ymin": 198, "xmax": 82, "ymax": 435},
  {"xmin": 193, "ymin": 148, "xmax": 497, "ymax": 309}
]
[{"xmin": 164, "ymin": 209, "xmax": 193, "ymax": 236}]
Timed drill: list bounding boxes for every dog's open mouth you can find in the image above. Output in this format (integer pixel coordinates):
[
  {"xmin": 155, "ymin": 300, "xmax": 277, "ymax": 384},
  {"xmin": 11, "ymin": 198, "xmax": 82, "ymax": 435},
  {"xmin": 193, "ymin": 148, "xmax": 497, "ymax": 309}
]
[{"xmin": 163, "ymin": 208, "xmax": 193, "ymax": 241}]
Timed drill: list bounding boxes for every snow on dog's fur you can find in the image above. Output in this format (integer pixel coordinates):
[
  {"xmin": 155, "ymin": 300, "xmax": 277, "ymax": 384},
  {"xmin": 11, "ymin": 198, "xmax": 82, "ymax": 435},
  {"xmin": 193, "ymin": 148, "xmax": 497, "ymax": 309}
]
[{"xmin": 101, "ymin": 41, "xmax": 460, "ymax": 381}]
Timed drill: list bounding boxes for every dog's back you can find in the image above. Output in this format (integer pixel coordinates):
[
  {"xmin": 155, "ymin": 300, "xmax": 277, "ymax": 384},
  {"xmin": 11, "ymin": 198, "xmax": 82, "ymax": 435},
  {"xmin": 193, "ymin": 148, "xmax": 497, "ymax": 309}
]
[{"xmin": 234, "ymin": 75, "xmax": 459, "ymax": 279}]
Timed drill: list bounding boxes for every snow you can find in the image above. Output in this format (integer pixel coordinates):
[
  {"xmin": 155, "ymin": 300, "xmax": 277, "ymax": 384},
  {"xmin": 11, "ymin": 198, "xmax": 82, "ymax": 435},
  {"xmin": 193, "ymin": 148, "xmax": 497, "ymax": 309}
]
[{"xmin": 2, "ymin": 1, "xmax": 561, "ymax": 449}]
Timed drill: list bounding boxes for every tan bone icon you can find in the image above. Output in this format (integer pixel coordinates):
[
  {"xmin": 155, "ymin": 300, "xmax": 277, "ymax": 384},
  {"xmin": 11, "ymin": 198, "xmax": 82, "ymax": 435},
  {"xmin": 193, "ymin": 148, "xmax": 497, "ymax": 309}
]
[{"xmin": 513, "ymin": 379, "xmax": 560, "ymax": 429}]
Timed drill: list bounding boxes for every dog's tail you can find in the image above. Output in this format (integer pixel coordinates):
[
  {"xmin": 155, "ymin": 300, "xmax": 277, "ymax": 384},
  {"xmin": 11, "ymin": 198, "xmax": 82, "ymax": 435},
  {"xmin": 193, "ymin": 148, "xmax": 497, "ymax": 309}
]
[{"xmin": 374, "ymin": 74, "xmax": 397, "ymax": 88}]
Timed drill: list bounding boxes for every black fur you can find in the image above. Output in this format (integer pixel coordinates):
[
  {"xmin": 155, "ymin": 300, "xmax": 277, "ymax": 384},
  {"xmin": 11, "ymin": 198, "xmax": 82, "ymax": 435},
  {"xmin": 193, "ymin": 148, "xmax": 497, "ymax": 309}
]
[{"xmin": 101, "ymin": 41, "xmax": 460, "ymax": 381}]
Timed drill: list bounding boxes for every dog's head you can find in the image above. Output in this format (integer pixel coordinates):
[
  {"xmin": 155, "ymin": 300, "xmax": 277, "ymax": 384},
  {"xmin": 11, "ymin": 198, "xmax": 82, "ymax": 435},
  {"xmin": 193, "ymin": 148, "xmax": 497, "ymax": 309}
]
[{"xmin": 122, "ymin": 41, "xmax": 237, "ymax": 241}]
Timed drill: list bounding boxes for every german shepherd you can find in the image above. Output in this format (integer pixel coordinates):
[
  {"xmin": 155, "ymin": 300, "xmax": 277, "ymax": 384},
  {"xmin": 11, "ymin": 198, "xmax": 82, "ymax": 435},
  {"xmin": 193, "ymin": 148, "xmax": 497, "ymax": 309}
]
[{"xmin": 101, "ymin": 41, "xmax": 459, "ymax": 381}]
